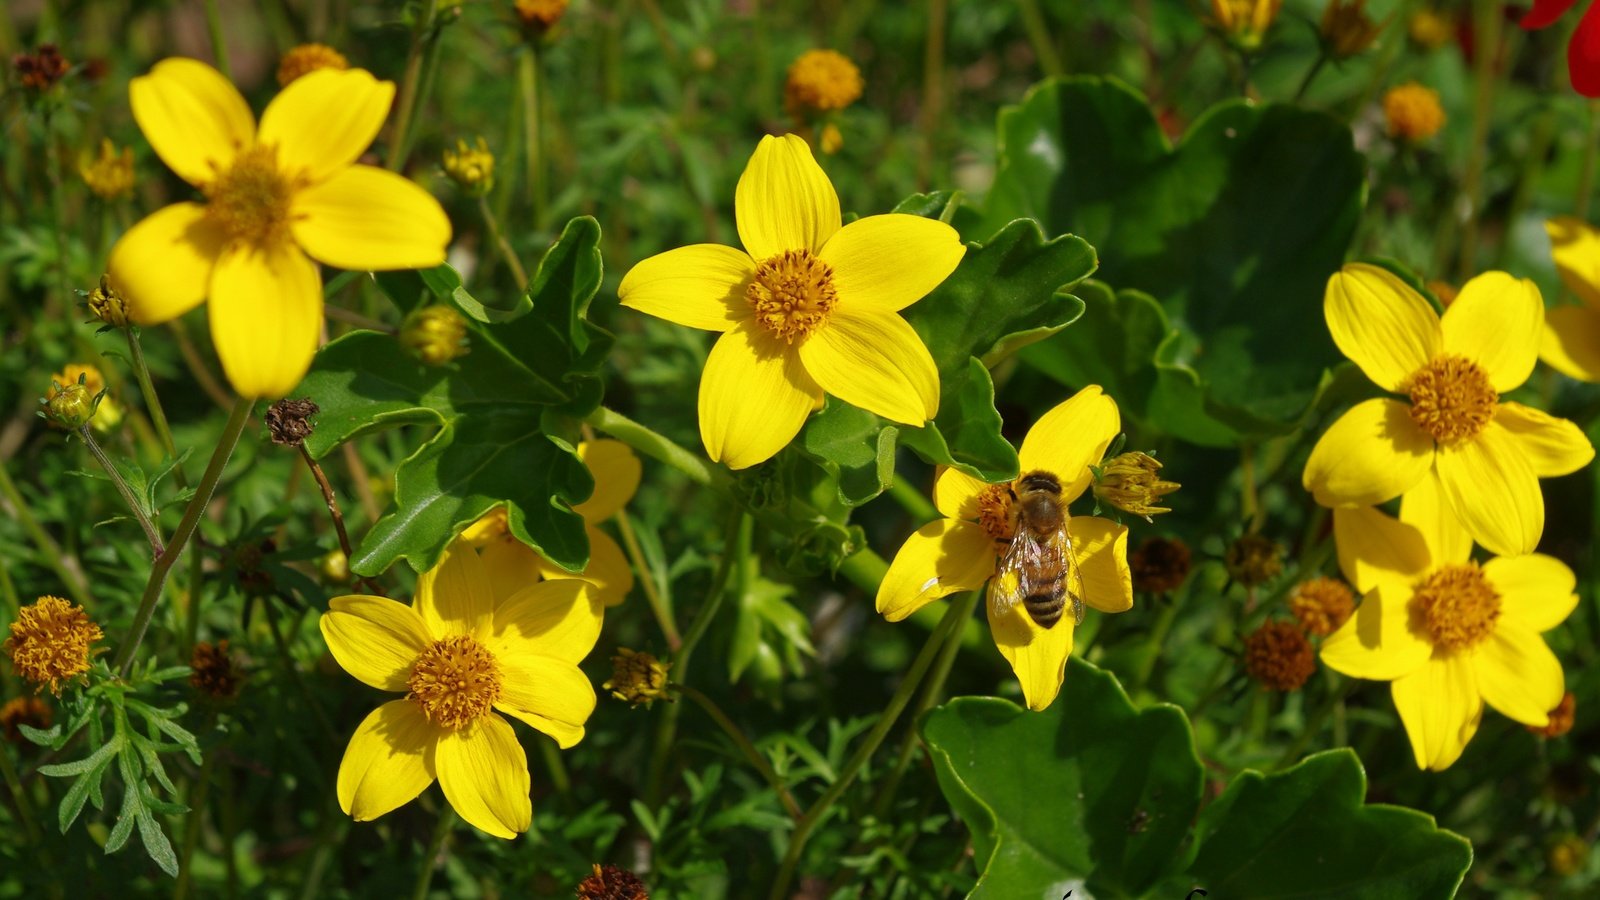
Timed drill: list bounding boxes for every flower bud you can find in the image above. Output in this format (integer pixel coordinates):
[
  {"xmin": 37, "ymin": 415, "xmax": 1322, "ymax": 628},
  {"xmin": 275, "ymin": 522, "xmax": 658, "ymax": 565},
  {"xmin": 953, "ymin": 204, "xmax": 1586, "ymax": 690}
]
[
  {"xmin": 79, "ymin": 140, "xmax": 135, "ymax": 200},
  {"xmin": 1093, "ymin": 451, "xmax": 1179, "ymax": 521},
  {"xmin": 87, "ymin": 275, "xmax": 130, "ymax": 327},
  {"xmin": 400, "ymin": 304, "xmax": 469, "ymax": 366},
  {"xmin": 603, "ymin": 648, "xmax": 672, "ymax": 708},
  {"xmin": 515, "ymin": 0, "xmax": 569, "ymax": 37},
  {"xmin": 1383, "ymin": 82, "xmax": 1445, "ymax": 142},
  {"xmin": 442, "ymin": 137, "xmax": 495, "ymax": 197},
  {"xmin": 1319, "ymin": 0, "xmax": 1383, "ymax": 59},
  {"xmin": 785, "ymin": 49, "xmax": 863, "ymax": 115},
  {"xmin": 42, "ymin": 377, "xmax": 97, "ymax": 430},
  {"xmin": 1208, "ymin": 0, "xmax": 1283, "ymax": 51},
  {"xmin": 320, "ymin": 549, "xmax": 351, "ymax": 584},
  {"xmin": 1225, "ymin": 534, "xmax": 1283, "ymax": 587}
]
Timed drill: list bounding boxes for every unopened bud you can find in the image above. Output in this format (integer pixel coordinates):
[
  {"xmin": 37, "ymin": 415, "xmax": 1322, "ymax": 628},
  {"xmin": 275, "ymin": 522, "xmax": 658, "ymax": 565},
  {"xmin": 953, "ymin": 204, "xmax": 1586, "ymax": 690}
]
[
  {"xmin": 86, "ymin": 275, "xmax": 130, "ymax": 327},
  {"xmin": 1319, "ymin": 0, "xmax": 1383, "ymax": 59},
  {"xmin": 1093, "ymin": 451, "xmax": 1179, "ymax": 521},
  {"xmin": 42, "ymin": 377, "xmax": 97, "ymax": 430},
  {"xmin": 603, "ymin": 648, "xmax": 672, "ymax": 708},
  {"xmin": 442, "ymin": 137, "xmax": 495, "ymax": 197},
  {"xmin": 400, "ymin": 304, "xmax": 469, "ymax": 366}
]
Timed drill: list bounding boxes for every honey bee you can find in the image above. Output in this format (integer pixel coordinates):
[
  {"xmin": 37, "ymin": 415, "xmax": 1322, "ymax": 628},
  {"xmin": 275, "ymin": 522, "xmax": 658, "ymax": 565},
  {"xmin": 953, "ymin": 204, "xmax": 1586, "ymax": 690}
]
[{"xmin": 991, "ymin": 470, "xmax": 1087, "ymax": 628}]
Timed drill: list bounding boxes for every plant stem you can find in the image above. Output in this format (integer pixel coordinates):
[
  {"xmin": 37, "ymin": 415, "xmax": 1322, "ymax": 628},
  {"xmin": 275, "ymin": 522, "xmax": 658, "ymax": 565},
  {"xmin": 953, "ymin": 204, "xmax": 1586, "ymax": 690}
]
[
  {"xmin": 44, "ymin": 108, "xmax": 71, "ymax": 324},
  {"xmin": 1133, "ymin": 595, "xmax": 1180, "ymax": 690},
  {"xmin": 518, "ymin": 44, "xmax": 545, "ymax": 224},
  {"xmin": 386, "ymin": 0, "xmax": 440, "ymax": 172},
  {"xmin": 1579, "ymin": 100, "xmax": 1600, "ymax": 222},
  {"xmin": 617, "ymin": 512, "xmax": 681, "ymax": 651},
  {"xmin": 0, "ymin": 458, "xmax": 93, "ymax": 605},
  {"xmin": 112, "ymin": 397, "xmax": 253, "ymax": 675},
  {"xmin": 1015, "ymin": 0, "xmax": 1063, "ymax": 77},
  {"xmin": 79, "ymin": 426, "xmax": 164, "ymax": 556},
  {"xmin": 0, "ymin": 743, "xmax": 42, "ymax": 845},
  {"xmin": 126, "ymin": 328, "xmax": 187, "ymax": 487},
  {"xmin": 1292, "ymin": 52, "xmax": 1328, "ymax": 102},
  {"xmin": 172, "ymin": 744, "xmax": 219, "ymax": 900},
  {"xmin": 916, "ymin": 0, "xmax": 949, "ymax": 190},
  {"xmin": 584, "ymin": 406, "xmax": 730, "ymax": 491},
  {"xmin": 476, "ymin": 194, "xmax": 528, "ymax": 289},
  {"xmin": 410, "ymin": 806, "xmax": 454, "ymax": 900},
  {"xmin": 1274, "ymin": 678, "xmax": 1356, "ymax": 770},
  {"xmin": 768, "ymin": 593, "xmax": 970, "ymax": 899},
  {"xmin": 201, "ymin": 0, "xmax": 231, "ymax": 77},
  {"xmin": 538, "ymin": 736, "xmax": 571, "ymax": 794},
  {"xmin": 298, "ymin": 446, "xmax": 383, "ymax": 596},
  {"xmin": 887, "ymin": 477, "xmax": 939, "ymax": 525},
  {"xmin": 674, "ymin": 683, "xmax": 801, "ymax": 820},
  {"xmin": 1454, "ymin": 0, "xmax": 1503, "ymax": 281}
]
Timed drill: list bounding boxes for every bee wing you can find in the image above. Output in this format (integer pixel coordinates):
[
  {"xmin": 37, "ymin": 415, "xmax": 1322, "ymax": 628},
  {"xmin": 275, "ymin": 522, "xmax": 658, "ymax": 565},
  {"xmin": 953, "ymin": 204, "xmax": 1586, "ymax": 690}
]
[
  {"xmin": 1050, "ymin": 522, "xmax": 1088, "ymax": 625},
  {"xmin": 991, "ymin": 529, "xmax": 1044, "ymax": 621}
]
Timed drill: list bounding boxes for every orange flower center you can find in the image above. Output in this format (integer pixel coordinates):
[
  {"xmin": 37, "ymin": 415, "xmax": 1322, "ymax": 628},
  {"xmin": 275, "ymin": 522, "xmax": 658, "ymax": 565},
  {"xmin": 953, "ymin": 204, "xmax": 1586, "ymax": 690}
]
[
  {"xmin": 1404, "ymin": 354, "xmax": 1497, "ymax": 443},
  {"xmin": 2, "ymin": 595, "xmax": 102, "ymax": 694},
  {"xmin": 1410, "ymin": 563, "xmax": 1500, "ymax": 652},
  {"xmin": 407, "ymin": 635, "xmax": 502, "ymax": 729},
  {"xmin": 975, "ymin": 483, "xmax": 1015, "ymax": 542},
  {"xmin": 746, "ymin": 249, "xmax": 839, "ymax": 343},
  {"xmin": 205, "ymin": 145, "xmax": 294, "ymax": 247}
]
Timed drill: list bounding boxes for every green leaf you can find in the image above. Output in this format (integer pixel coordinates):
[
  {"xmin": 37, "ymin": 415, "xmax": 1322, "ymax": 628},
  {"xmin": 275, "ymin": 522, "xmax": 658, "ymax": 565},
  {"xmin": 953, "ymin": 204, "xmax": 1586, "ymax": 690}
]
[
  {"xmin": 921, "ymin": 658, "xmax": 1203, "ymax": 897},
  {"xmin": 299, "ymin": 217, "xmax": 613, "ymax": 576},
  {"xmin": 899, "ymin": 359, "xmax": 1016, "ymax": 479},
  {"xmin": 984, "ymin": 76, "xmax": 1364, "ymax": 434},
  {"xmin": 1022, "ymin": 280, "xmax": 1238, "ymax": 446},
  {"xmin": 800, "ymin": 400, "xmax": 899, "ymax": 507},
  {"xmin": 1186, "ymin": 749, "xmax": 1473, "ymax": 898}
]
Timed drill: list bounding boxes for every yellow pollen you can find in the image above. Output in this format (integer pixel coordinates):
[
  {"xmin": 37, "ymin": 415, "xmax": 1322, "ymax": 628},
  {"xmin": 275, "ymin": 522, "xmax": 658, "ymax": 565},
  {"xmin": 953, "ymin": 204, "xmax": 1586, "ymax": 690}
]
[
  {"xmin": 1404, "ymin": 354, "xmax": 1497, "ymax": 443},
  {"xmin": 1409, "ymin": 563, "xmax": 1500, "ymax": 652},
  {"xmin": 204, "ymin": 145, "xmax": 294, "ymax": 247},
  {"xmin": 3, "ymin": 596, "xmax": 103, "ymax": 694},
  {"xmin": 407, "ymin": 635, "xmax": 503, "ymax": 729},
  {"xmin": 975, "ymin": 483, "xmax": 1015, "ymax": 542},
  {"xmin": 746, "ymin": 249, "xmax": 839, "ymax": 343}
]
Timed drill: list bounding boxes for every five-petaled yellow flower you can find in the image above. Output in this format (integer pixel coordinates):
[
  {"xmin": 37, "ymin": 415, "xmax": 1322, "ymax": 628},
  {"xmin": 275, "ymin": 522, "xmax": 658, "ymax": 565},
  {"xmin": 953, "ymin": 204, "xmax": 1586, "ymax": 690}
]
[
  {"xmin": 1321, "ymin": 486, "xmax": 1574, "ymax": 770},
  {"xmin": 876, "ymin": 386, "xmax": 1134, "ymax": 711},
  {"xmin": 320, "ymin": 540, "xmax": 602, "ymax": 838},
  {"xmin": 1303, "ymin": 263, "xmax": 1593, "ymax": 557},
  {"xmin": 462, "ymin": 439, "xmax": 641, "ymax": 607},
  {"xmin": 1540, "ymin": 216, "xmax": 1600, "ymax": 383},
  {"xmin": 109, "ymin": 58, "xmax": 451, "ymax": 399},
  {"xmin": 618, "ymin": 134, "xmax": 965, "ymax": 469}
]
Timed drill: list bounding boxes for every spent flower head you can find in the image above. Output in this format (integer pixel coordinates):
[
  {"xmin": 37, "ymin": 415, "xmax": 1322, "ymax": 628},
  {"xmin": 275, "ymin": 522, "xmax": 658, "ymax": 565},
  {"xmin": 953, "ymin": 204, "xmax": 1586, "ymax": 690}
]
[
  {"xmin": 1225, "ymin": 534, "xmax": 1282, "ymax": 587},
  {"xmin": 1244, "ymin": 621, "xmax": 1316, "ymax": 691},
  {"xmin": 0, "ymin": 696, "xmax": 52, "ymax": 744},
  {"xmin": 1320, "ymin": 0, "xmax": 1385, "ymax": 58},
  {"xmin": 4, "ymin": 596, "xmax": 104, "ymax": 694},
  {"xmin": 1289, "ymin": 576, "xmax": 1355, "ymax": 637},
  {"xmin": 1130, "ymin": 536, "xmax": 1191, "ymax": 594},
  {"xmin": 785, "ymin": 50, "xmax": 863, "ymax": 115},
  {"xmin": 515, "ymin": 0, "xmax": 569, "ymax": 36},
  {"xmin": 190, "ymin": 640, "xmax": 242, "ymax": 700},
  {"xmin": 1383, "ymin": 82, "xmax": 1445, "ymax": 142},
  {"xmin": 1528, "ymin": 692, "xmax": 1576, "ymax": 738},
  {"xmin": 277, "ymin": 43, "xmax": 348, "ymax": 86},
  {"xmin": 13, "ymin": 44, "xmax": 69, "ymax": 93},
  {"xmin": 576, "ymin": 863, "xmax": 650, "ymax": 900},
  {"xmin": 265, "ymin": 397, "xmax": 320, "ymax": 447},
  {"xmin": 604, "ymin": 648, "xmax": 672, "ymax": 708}
]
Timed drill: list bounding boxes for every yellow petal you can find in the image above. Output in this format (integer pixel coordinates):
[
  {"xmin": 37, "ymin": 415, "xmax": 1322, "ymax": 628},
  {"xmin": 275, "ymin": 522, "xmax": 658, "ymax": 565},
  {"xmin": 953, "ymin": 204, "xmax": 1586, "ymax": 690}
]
[
  {"xmin": 1399, "ymin": 468, "xmax": 1472, "ymax": 567},
  {"xmin": 617, "ymin": 244, "xmax": 756, "ymax": 332},
  {"xmin": 1540, "ymin": 305, "xmax": 1600, "ymax": 383},
  {"xmin": 435, "ymin": 714, "xmax": 531, "ymax": 839},
  {"xmin": 876, "ymin": 519, "xmax": 996, "ymax": 622},
  {"xmin": 1332, "ymin": 506, "xmax": 1431, "ymax": 596},
  {"xmin": 129, "ymin": 57, "xmax": 254, "ymax": 187},
  {"xmin": 495, "ymin": 655, "xmax": 596, "ymax": 749},
  {"xmin": 207, "ymin": 241, "xmax": 322, "ymax": 399},
  {"xmin": 538, "ymin": 526, "xmax": 633, "ymax": 607},
  {"xmin": 258, "ymin": 67, "xmax": 393, "ymax": 186},
  {"xmin": 290, "ymin": 165, "xmax": 451, "ymax": 272},
  {"xmin": 1324, "ymin": 263, "xmax": 1442, "ymax": 392},
  {"xmin": 415, "ymin": 540, "xmax": 495, "ymax": 640},
  {"xmin": 574, "ymin": 440, "xmax": 641, "ymax": 523},
  {"xmin": 1068, "ymin": 516, "xmax": 1132, "ymax": 614},
  {"xmin": 336, "ymin": 700, "xmax": 437, "ymax": 822},
  {"xmin": 798, "ymin": 308, "xmax": 939, "ymax": 425},
  {"xmin": 1474, "ymin": 624, "xmax": 1564, "ymax": 727},
  {"xmin": 735, "ymin": 134, "xmax": 841, "ymax": 260},
  {"xmin": 933, "ymin": 466, "xmax": 989, "ymax": 520},
  {"xmin": 1495, "ymin": 402, "xmax": 1595, "ymax": 477},
  {"xmin": 1545, "ymin": 217, "xmax": 1600, "ymax": 309},
  {"xmin": 492, "ymin": 578, "xmax": 603, "ymax": 664},
  {"xmin": 1483, "ymin": 554, "xmax": 1579, "ymax": 632},
  {"xmin": 107, "ymin": 202, "xmax": 226, "ymax": 325},
  {"xmin": 1017, "ymin": 386, "xmax": 1120, "ymax": 503},
  {"xmin": 1320, "ymin": 585, "xmax": 1431, "ymax": 680},
  {"xmin": 1390, "ymin": 654, "xmax": 1483, "ymax": 771},
  {"xmin": 818, "ymin": 214, "xmax": 966, "ymax": 312},
  {"xmin": 989, "ymin": 597, "xmax": 1074, "ymax": 712},
  {"xmin": 320, "ymin": 595, "xmax": 432, "ymax": 691},
  {"xmin": 1440, "ymin": 271, "xmax": 1543, "ymax": 392},
  {"xmin": 1435, "ymin": 423, "xmax": 1543, "ymax": 557},
  {"xmin": 1303, "ymin": 399, "xmax": 1432, "ymax": 507},
  {"xmin": 698, "ymin": 324, "xmax": 821, "ymax": 469},
  {"xmin": 479, "ymin": 535, "xmax": 542, "ymax": 604}
]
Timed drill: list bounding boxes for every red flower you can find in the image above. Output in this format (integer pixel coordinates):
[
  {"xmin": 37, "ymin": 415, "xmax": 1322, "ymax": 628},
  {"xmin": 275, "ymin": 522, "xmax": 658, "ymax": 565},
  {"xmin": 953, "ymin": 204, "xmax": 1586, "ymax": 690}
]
[{"xmin": 1523, "ymin": 0, "xmax": 1600, "ymax": 96}]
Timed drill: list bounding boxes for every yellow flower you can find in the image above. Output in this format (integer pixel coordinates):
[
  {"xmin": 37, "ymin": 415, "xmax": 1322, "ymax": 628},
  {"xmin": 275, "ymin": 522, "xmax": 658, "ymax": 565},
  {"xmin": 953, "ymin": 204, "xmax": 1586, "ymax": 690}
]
[
  {"xmin": 4, "ymin": 596, "xmax": 103, "ymax": 694},
  {"xmin": 277, "ymin": 43, "xmax": 348, "ymax": 87},
  {"xmin": 319, "ymin": 540, "xmax": 603, "ymax": 838},
  {"xmin": 1321, "ymin": 495, "xmax": 1575, "ymax": 770},
  {"xmin": 1540, "ymin": 216, "xmax": 1600, "ymax": 382},
  {"xmin": 1408, "ymin": 9, "xmax": 1454, "ymax": 49},
  {"xmin": 876, "ymin": 387, "xmax": 1133, "ymax": 711},
  {"xmin": 1319, "ymin": 0, "xmax": 1384, "ymax": 59},
  {"xmin": 619, "ymin": 135, "xmax": 965, "ymax": 469},
  {"xmin": 462, "ymin": 439, "xmax": 640, "ymax": 607},
  {"xmin": 442, "ymin": 137, "xmax": 495, "ymax": 197},
  {"xmin": 1383, "ymin": 82, "xmax": 1445, "ymax": 142},
  {"xmin": 1303, "ymin": 263, "xmax": 1594, "ymax": 557},
  {"xmin": 108, "ymin": 59, "xmax": 451, "ymax": 399},
  {"xmin": 79, "ymin": 139, "xmax": 135, "ymax": 200},
  {"xmin": 1210, "ymin": 0, "xmax": 1283, "ymax": 49},
  {"xmin": 785, "ymin": 50, "xmax": 863, "ymax": 114}
]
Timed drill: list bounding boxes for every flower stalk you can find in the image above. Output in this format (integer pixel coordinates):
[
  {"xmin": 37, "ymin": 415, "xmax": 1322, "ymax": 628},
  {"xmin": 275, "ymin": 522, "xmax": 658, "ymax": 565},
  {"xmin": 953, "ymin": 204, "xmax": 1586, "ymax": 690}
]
[
  {"xmin": 78, "ymin": 426, "xmax": 164, "ymax": 557},
  {"xmin": 673, "ymin": 682, "xmax": 802, "ymax": 819}
]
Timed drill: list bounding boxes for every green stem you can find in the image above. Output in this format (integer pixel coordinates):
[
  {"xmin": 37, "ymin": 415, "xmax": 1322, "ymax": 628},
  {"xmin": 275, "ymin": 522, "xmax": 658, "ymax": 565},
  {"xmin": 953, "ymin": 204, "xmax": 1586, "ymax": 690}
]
[
  {"xmin": 1132, "ymin": 596, "xmax": 1180, "ymax": 690},
  {"xmin": 1292, "ymin": 52, "xmax": 1328, "ymax": 102},
  {"xmin": 537, "ymin": 736, "xmax": 570, "ymax": 794},
  {"xmin": 264, "ymin": 606, "xmax": 340, "ymax": 747},
  {"xmin": 1274, "ymin": 678, "xmax": 1356, "ymax": 770},
  {"xmin": 887, "ymin": 477, "xmax": 939, "ymax": 525},
  {"xmin": 386, "ymin": 0, "xmax": 440, "ymax": 172},
  {"xmin": 835, "ymin": 548, "xmax": 888, "ymax": 596},
  {"xmin": 915, "ymin": 0, "xmax": 949, "ymax": 190},
  {"xmin": 584, "ymin": 406, "xmax": 730, "ymax": 491},
  {"xmin": 111, "ymin": 397, "xmax": 252, "ymax": 675},
  {"xmin": 126, "ymin": 328, "xmax": 187, "ymax": 487},
  {"xmin": 172, "ymin": 745, "xmax": 219, "ymax": 900},
  {"xmin": 1015, "ymin": 0, "xmax": 1063, "ymax": 77},
  {"xmin": 675, "ymin": 683, "xmax": 801, "ymax": 820},
  {"xmin": 768, "ymin": 593, "xmax": 971, "ymax": 899},
  {"xmin": 410, "ymin": 806, "xmax": 454, "ymax": 900},
  {"xmin": 0, "ymin": 458, "xmax": 93, "ymax": 605},
  {"xmin": 1454, "ymin": 0, "xmax": 1503, "ymax": 281},
  {"xmin": 518, "ymin": 45, "xmax": 545, "ymax": 223},
  {"xmin": 617, "ymin": 512, "xmax": 682, "ymax": 651},
  {"xmin": 201, "ymin": 0, "xmax": 231, "ymax": 77},
  {"xmin": 476, "ymin": 194, "xmax": 528, "ymax": 290},
  {"xmin": 79, "ymin": 426, "xmax": 164, "ymax": 556},
  {"xmin": 0, "ymin": 743, "xmax": 42, "ymax": 845},
  {"xmin": 44, "ymin": 108, "xmax": 71, "ymax": 324}
]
